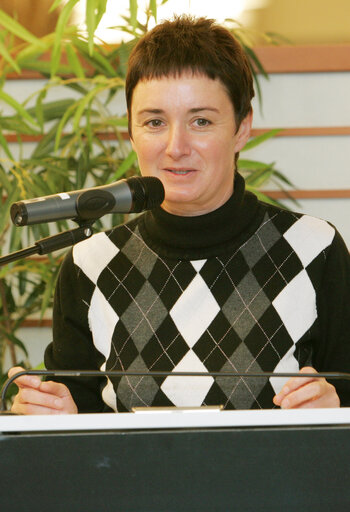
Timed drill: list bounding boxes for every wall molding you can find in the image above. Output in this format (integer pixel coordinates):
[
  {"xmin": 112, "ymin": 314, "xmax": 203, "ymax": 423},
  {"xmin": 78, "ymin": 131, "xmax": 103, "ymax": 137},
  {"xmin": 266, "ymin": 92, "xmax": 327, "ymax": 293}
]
[
  {"xmin": 4, "ymin": 126, "xmax": 350, "ymax": 144},
  {"xmin": 254, "ymin": 44, "xmax": 350, "ymax": 73},
  {"xmin": 22, "ymin": 319, "xmax": 52, "ymax": 328},
  {"xmin": 251, "ymin": 127, "xmax": 350, "ymax": 137},
  {"xmin": 263, "ymin": 189, "xmax": 350, "ymax": 199},
  {"xmin": 5, "ymin": 44, "xmax": 350, "ymax": 80}
]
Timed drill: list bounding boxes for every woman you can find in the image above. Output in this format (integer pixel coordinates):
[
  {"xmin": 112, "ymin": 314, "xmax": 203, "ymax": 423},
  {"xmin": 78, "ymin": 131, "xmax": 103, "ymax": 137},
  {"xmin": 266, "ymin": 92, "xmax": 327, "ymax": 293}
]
[{"xmin": 9, "ymin": 16, "xmax": 349, "ymax": 414}]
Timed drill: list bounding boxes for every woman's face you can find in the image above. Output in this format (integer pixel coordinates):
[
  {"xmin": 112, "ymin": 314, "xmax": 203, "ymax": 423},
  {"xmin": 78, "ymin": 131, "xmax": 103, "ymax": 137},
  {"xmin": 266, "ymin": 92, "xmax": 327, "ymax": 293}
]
[{"xmin": 130, "ymin": 73, "xmax": 252, "ymax": 216}]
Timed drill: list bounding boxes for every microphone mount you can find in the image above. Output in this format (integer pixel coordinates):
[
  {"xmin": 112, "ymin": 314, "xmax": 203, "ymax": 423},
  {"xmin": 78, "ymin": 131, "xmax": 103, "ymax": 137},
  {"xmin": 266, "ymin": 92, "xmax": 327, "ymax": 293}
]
[
  {"xmin": 1, "ymin": 187, "xmax": 116, "ymax": 266},
  {"xmin": 0, "ymin": 219, "xmax": 95, "ymax": 267}
]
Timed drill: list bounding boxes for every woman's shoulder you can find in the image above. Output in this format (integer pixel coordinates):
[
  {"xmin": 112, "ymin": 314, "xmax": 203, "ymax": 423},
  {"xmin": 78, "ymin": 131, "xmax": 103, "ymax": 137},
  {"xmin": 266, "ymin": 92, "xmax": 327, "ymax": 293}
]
[{"xmin": 259, "ymin": 201, "xmax": 336, "ymax": 244}]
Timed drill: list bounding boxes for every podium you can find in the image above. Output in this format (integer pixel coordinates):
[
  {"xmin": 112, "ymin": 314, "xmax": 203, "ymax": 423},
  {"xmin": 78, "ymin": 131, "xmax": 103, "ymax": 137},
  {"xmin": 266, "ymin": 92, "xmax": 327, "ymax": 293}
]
[{"xmin": 1, "ymin": 409, "xmax": 350, "ymax": 511}]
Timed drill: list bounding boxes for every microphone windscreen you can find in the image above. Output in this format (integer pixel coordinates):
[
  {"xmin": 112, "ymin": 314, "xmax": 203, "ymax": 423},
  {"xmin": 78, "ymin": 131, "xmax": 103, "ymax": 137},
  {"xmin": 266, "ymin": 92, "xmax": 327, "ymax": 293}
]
[{"xmin": 128, "ymin": 176, "xmax": 165, "ymax": 212}]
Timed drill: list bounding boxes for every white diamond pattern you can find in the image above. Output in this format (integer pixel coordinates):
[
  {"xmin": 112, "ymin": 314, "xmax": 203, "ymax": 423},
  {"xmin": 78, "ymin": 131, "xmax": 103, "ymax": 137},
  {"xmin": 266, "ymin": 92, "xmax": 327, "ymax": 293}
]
[
  {"xmin": 74, "ymin": 232, "xmax": 119, "ymax": 284},
  {"xmin": 272, "ymin": 269, "xmax": 317, "ymax": 343},
  {"xmin": 89, "ymin": 287, "xmax": 119, "ymax": 359},
  {"xmin": 161, "ymin": 350, "xmax": 214, "ymax": 407},
  {"xmin": 101, "ymin": 377, "xmax": 117, "ymax": 412},
  {"xmin": 191, "ymin": 259, "xmax": 206, "ymax": 272},
  {"xmin": 269, "ymin": 345, "xmax": 300, "ymax": 394},
  {"xmin": 170, "ymin": 273, "xmax": 220, "ymax": 348},
  {"xmin": 283, "ymin": 215, "xmax": 335, "ymax": 267}
]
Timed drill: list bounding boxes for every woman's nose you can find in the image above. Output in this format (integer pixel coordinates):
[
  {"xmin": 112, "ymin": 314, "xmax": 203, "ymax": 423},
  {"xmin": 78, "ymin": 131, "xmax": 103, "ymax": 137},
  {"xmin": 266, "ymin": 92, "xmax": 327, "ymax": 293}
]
[{"xmin": 165, "ymin": 125, "xmax": 191, "ymax": 159}]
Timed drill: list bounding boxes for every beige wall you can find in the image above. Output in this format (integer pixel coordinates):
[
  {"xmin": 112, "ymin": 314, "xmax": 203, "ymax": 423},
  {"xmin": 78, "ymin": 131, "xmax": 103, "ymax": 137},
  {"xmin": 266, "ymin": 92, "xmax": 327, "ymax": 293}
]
[
  {"xmin": 242, "ymin": 0, "xmax": 350, "ymax": 44},
  {"xmin": 1, "ymin": 0, "xmax": 349, "ymax": 45},
  {"xmin": 0, "ymin": 0, "xmax": 59, "ymax": 37}
]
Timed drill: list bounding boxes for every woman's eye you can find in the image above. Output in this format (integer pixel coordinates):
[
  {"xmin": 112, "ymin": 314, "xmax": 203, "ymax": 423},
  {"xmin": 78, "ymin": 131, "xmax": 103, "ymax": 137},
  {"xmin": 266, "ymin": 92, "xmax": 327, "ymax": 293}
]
[
  {"xmin": 194, "ymin": 118, "xmax": 211, "ymax": 127},
  {"xmin": 146, "ymin": 119, "xmax": 163, "ymax": 128}
]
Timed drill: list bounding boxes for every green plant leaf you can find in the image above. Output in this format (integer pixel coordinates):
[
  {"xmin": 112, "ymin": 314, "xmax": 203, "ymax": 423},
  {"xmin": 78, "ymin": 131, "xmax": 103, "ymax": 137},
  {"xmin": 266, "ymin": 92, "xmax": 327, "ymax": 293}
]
[
  {"xmin": 246, "ymin": 187, "xmax": 286, "ymax": 209},
  {"xmin": 0, "ymin": 38, "xmax": 21, "ymax": 74},
  {"xmin": 242, "ymin": 129, "xmax": 282, "ymax": 151},
  {"xmin": 72, "ymin": 84, "xmax": 105, "ymax": 132},
  {"xmin": 87, "ymin": 51, "xmax": 117, "ymax": 77},
  {"xmin": 104, "ymin": 117, "xmax": 129, "ymax": 128},
  {"xmin": 0, "ymin": 116, "xmax": 39, "ymax": 135},
  {"xmin": 16, "ymin": 38, "xmax": 52, "ymax": 67},
  {"xmin": 129, "ymin": 0, "xmax": 138, "ymax": 29},
  {"xmin": 95, "ymin": 0, "xmax": 108, "ymax": 28},
  {"xmin": 8, "ymin": 219, "xmax": 23, "ymax": 253},
  {"xmin": 0, "ymin": 182, "xmax": 20, "ymax": 235},
  {"xmin": 65, "ymin": 44, "xmax": 85, "ymax": 79},
  {"xmin": 238, "ymin": 159, "xmax": 272, "ymax": 170},
  {"xmin": 35, "ymin": 89, "xmax": 47, "ymax": 132},
  {"xmin": 86, "ymin": 0, "xmax": 97, "ymax": 56},
  {"xmin": 20, "ymin": 59, "xmax": 72, "ymax": 76},
  {"xmin": 0, "ymin": 89, "xmax": 38, "ymax": 127},
  {"xmin": 31, "ymin": 122, "xmax": 61, "ymax": 158},
  {"xmin": 264, "ymin": 31, "xmax": 293, "ymax": 45},
  {"xmin": 54, "ymin": 102, "xmax": 77, "ymax": 151},
  {"xmin": 33, "ymin": 361, "xmax": 46, "ymax": 370},
  {"xmin": 49, "ymin": 0, "xmax": 64, "ymax": 12},
  {"xmin": 27, "ymin": 99, "xmax": 77, "ymax": 122},
  {"xmin": 244, "ymin": 167, "xmax": 275, "ymax": 188},
  {"xmin": 86, "ymin": 0, "xmax": 108, "ymax": 55},
  {"xmin": 0, "ymin": 326, "xmax": 29, "ymax": 356},
  {"xmin": 149, "ymin": 0, "xmax": 157, "ymax": 22},
  {"xmin": 244, "ymin": 45, "xmax": 268, "ymax": 79},
  {"xmin": 51, "ymin": 0, "xmax": 79, "ymax": 77},
  {"xmin": 110, "ymin": 150, "xmax": 138, "ymax": 181},
  {"xmin": 0, "ymin": 164, "xmax": 12, "ymax": 190},
  {"xmin": 0, "ymin": 130, "xmax": 14, "ymax": 160},
  {"xmin": 72, "ymin": 38, "xmax": 117, "ymax": 76},
  {"xmin": 271, "ymin": 169, "xmax": 296, "ymax": 188}
]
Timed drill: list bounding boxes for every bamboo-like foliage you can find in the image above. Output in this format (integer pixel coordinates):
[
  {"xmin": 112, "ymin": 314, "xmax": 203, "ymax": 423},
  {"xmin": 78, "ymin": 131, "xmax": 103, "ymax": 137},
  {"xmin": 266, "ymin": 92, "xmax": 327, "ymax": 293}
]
[{"xmin": 0, "ymin": 0, "xmax": 295, "ymax": 391}]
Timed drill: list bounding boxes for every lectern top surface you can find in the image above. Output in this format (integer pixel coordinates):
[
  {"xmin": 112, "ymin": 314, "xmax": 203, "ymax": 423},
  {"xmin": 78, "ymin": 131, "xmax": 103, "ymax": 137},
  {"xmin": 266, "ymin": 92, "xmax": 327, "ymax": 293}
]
[{"xmin": 1, "ymin": 407, "xmax": 349, "ymax": 433}]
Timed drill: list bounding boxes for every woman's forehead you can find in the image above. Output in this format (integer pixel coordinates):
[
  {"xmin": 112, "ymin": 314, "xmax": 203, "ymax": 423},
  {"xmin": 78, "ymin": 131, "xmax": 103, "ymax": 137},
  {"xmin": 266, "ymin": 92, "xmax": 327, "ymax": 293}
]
[{"xmin": 131, "ymin": 73, "xmax": 232, "ymax": 109}]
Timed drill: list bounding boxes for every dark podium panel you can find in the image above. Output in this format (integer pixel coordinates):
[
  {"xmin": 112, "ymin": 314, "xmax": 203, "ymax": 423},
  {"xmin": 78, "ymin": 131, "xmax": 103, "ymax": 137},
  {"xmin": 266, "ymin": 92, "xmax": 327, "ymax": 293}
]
[{"xmin": 1, "ymin": 421, "xmax": 350, "ymax": 512}]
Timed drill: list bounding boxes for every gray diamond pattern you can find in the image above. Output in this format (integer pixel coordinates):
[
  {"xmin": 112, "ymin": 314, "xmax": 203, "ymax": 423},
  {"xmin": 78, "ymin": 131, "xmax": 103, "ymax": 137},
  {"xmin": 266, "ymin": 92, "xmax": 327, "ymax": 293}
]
[
  {"xmin": 222, "ymin": 272, "xmax": 270, "ymax": 340},
  {"xmin": 117, "ymin": 355, "xmax": 160, "ymax": 409},
  {"xmin": 123, "ymin": 227, "xmax": 159, "ymax": 279}
]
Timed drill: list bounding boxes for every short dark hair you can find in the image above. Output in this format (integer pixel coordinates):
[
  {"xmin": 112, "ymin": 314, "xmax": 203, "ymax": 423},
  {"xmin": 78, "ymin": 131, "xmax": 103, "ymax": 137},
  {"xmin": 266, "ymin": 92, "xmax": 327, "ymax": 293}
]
[{"xmin": 126, "ymin": 15, "xmax": 255, "ymax": 137}]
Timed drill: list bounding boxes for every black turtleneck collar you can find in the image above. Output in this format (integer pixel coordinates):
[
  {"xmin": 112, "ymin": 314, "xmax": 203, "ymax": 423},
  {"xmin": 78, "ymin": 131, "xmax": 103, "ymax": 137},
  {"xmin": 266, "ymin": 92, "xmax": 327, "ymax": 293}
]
[{"xmin": 137, "ymin": 172, "xmax": 264, "ymax": 260}]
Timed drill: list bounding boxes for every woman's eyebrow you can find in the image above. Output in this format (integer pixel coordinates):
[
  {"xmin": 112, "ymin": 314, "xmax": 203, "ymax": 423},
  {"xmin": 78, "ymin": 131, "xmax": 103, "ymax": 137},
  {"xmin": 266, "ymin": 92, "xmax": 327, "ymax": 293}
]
[
  {"xmin": 189, "ymin": 107, "xmax": 220, "ymax": 113},
  {"xmin": 136, "ymin": 108, "xmax": 163, "ymax": 116},
  {"xmin": 136, "ymin": 107, "xmax": 220, "ymax": 115}
]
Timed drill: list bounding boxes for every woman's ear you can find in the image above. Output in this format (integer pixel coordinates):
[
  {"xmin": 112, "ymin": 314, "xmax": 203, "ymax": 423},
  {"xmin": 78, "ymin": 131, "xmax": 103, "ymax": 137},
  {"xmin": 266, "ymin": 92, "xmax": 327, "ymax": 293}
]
[{"xmin": 234, "ymin": 109, "xmax": 253, "ymax": 152}]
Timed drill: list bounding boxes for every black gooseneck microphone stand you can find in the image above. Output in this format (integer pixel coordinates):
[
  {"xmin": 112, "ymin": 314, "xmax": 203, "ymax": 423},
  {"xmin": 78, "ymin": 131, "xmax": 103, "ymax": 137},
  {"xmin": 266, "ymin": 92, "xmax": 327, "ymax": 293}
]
[
  {"xmin": 2, "ymin": 369, "xmax": 350, "ymax": 413},
  {"xmin": 0, "ymin": 222, "xmax": 95, "ymax": 266}
]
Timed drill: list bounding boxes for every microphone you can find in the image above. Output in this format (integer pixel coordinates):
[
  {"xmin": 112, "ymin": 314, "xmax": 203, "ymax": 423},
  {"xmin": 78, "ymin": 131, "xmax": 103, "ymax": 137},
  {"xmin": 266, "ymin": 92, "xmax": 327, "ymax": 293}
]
[{"xmin": 10, "ymin": 176, "xmax": 165, "ymax": 226}]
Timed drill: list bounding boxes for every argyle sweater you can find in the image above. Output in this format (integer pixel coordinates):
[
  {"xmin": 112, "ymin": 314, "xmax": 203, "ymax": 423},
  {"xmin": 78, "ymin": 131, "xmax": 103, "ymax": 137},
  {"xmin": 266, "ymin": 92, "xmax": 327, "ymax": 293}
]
[{"xmin": 45, "ymin": 173, "xmax": 350, "ymax": 412}]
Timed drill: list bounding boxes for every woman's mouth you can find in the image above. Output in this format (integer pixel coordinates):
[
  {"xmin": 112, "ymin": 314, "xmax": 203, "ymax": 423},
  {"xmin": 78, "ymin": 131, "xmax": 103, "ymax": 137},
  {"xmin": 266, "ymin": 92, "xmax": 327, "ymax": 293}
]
[{"xmin": 165, "ymin": 168, "xmax": 195, "ymax": 175}]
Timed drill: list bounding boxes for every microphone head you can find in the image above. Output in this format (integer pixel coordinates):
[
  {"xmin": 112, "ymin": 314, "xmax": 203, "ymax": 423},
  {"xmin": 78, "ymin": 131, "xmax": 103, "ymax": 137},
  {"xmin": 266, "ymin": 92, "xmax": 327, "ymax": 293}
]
[
  {"xmin": 128, "ymin": 176, "xmax": 165, "ymax": 212},
  {"xmin": 10, "ymin": 202, "xmax": 27, "ymax": 226}
]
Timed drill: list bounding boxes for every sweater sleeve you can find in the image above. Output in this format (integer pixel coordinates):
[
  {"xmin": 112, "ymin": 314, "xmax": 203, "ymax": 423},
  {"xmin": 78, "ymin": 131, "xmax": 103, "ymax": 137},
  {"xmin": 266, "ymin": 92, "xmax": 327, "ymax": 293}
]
[
  {"xmin": 313, "ymin": 230, "xmax": 350, "ymax": 406},
  {"xmin": 44, "ymin": 250, "xmax": 112, "ymax": 413}
]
